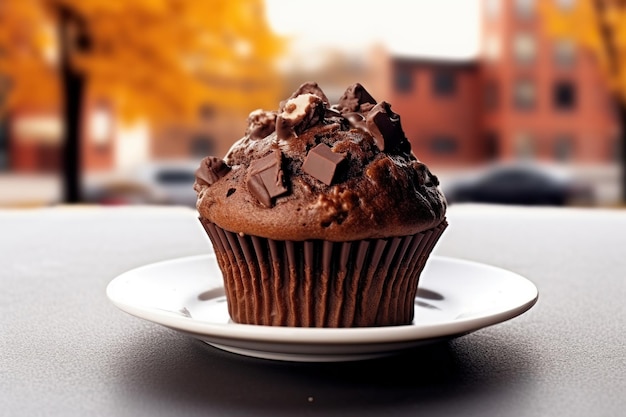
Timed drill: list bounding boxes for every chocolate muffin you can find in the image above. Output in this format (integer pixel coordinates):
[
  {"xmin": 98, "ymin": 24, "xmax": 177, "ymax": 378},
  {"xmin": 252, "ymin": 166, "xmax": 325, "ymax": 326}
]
[{"xmin": 195, "ymin": 82, "xmax": 447, "ymax": 327}]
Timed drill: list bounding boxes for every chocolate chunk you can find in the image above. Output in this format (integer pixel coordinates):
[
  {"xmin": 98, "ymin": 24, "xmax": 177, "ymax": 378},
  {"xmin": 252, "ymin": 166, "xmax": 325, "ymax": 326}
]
[
  {"xmin": 359, "ymin": 102, "xmax": 376, "ymax": 113},
  {"xmin": 280, "ymin": 81, "xmax": 329, "ymax": 111},
  {"xmin": 245, "ymin": 109, "xmax": 277, "ymax": 140},
  {"xmin": 302, "ymin": 143, "xmax": 346, "ymax": 186},
  {"xmin": 323, "ymin": 107, "xmax": 348, "ymax": 127},
  {"xmin": 336, "ymin": 83, "xmax": 377, "ymax": 112},
  {"xmin": 276, "ymin": 94, "xmax": 325, "ymax": 140},
  {"xmin": 324, "ymin": 107, "xmax": 342, "ymax": 119},
  {"xmin": 195, "ymin": 156, "xmax": 230, "ymax": 186},
  {"xmin": 343, "ymin": 112, "xmax": 366, "ymax": 130},
  {"xmin": 246, "ymin": 149, "xmax": 288, "ymax": 207},
  {"xmin": 365, "ymin": 101, "xmax": 409, "ymax": 152}
]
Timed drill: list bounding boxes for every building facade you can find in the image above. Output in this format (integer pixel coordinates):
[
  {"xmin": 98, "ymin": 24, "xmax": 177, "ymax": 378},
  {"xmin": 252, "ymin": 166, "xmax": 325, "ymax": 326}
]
[
  {"xmin": 482, "ymin": 0, "xmax": 618, "ymax": 163},
  {"xmin": 4, "ymin": 101, "xmax": 245, "ymax": 174},
  {"xmin": 388, "ymin": 0, "xmax": 619, "ymax": 167},
  {"xmin": 7, "ymin": 100, "xmax": 116, "ymax": 174},
  {"xmin": 389, "ymin": 58, "xmax": 484, "ymax": 166},
  {"xmin": 150, "ymin": 106, "xmax": 247, "ymax": 163}
]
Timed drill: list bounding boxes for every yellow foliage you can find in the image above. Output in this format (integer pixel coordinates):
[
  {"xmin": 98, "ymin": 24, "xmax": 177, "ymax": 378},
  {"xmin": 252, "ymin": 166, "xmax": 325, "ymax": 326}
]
[
  {"xmin": 540, "ymin": 0, "xmax": 626, "ymax": 104},
  {"xmin": 0, "ymin": 0, "xmax": 284, "ymax": 122}
]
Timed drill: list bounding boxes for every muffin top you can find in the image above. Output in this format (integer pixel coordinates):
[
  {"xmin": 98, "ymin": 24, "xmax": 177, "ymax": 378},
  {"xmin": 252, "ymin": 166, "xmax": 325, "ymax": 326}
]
[{"xmin": 194, "ymin": 82, "xmax": 446, "ymax": 241}]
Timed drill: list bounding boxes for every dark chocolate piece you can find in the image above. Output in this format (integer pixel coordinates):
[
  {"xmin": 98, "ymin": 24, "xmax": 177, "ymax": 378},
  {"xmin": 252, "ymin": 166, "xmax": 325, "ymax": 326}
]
[
  {"xmin": 325, "ymin": 108, "xmax": 342, "ymax": 118},
  {"xmin": 323, "ymin": 107, "xmax": 347, "ymax": 126},
  {"xmin": 336, "ymin": 83, "xmax": 377, "ymax": 112},
  {"xmin": 343, "ymin": 112, "xmax": 366, "ymax": 130},
  {"xmin": 195, "ymin": 156, "xmax": 230, "ymax": 186},
  {"xmin": 365, "ymin": 101, "xmax": 408, "ymax": 152},
  {"xmin": 275, "ymin": 116, "xmax": 292, "ymax": 142},
  {"xmin": 302, "ymin": 143, "xmax": 346, "ymax": 186},
  {"xmin": 246, "ymin": 149, "xmax": 288, "ymax": 207}
]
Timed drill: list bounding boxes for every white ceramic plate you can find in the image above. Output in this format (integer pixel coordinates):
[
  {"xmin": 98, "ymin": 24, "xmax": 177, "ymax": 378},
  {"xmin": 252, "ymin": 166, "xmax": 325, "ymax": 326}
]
[{"xmin": 107, "ymin": 255, "xmax": 538, "ymax": 362}]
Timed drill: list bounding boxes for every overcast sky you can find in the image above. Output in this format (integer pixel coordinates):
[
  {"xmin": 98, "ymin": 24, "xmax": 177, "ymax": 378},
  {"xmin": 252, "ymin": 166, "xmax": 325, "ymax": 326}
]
[{"xmin": 265, "ymin": 0, "xmax": 482, "ymax": 59}]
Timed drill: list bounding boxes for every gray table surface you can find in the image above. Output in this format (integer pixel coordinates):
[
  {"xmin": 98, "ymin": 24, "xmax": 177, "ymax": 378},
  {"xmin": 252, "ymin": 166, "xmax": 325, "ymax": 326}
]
[{"xmin": 1, "ymin": 204, "xmax": 624, "ymax": 417}]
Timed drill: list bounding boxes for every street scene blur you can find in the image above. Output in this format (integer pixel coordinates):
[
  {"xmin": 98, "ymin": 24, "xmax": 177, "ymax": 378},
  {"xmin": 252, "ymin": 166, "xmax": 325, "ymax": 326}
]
[{"xmin": 0, "ymin": 0, "xmax": 624, "ymax": 208}]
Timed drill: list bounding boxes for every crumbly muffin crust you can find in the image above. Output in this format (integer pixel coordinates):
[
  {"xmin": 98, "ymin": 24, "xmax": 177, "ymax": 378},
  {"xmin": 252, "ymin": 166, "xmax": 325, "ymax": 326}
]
[{"xmin": 195, "ymin": 82, "xmax": 446, "ymax": 241}]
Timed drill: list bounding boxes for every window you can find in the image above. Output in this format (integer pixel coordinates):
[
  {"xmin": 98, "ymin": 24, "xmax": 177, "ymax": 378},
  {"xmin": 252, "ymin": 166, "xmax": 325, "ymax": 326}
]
[
  {"xmin": 513, "ymin": 79, "xmax": 536, "ymax": 110},
  {"xmin": 484, "ymin": 35, "xmax": 502, "ymax": 62},
  {"xmin": 430, "ymin": 135, "xmax": 458, "ymax": 155},
  {"xmin": 394, "ymin": 66, "xmax": 413, "ymax": 93},
  {"xmin": 190, "ymin": 135, "xmax": 215, "ymax": 158},
  {"xmin": 515, "ymin": 0, "xmax": 535, "ymax": 19},
  {"xmin": 485, "ymin": 0, "xmax": 501, "ymax": 20},
  {"xmin": 515, "ymin": 131, "xmax": 535, "ymax": 159},
  {"xmin": 553, "ymin": 134, "xmax": 575, "ymax": 161},
  {"xmin": 37, "ymin": 144, "xmax": 60, "ymax": 173},
  {"xmin": 484, "ymin": 131, "xmax": 500, "ymax": 160},
  {"xmin": 554, "ymin": 39, "xmax": 576, "ymax": 67},
  {"xmin": 432, "ymin": 71, "xmax": 456, "ymax": 96},
  {"xmin": 88, "ymin": 106, "xmax": 112, "ymax": 146},
  {"xmin": 484, "ymin": 80, "xmax": 499, "ymax": 110},
  {"xmin": 610, "ymin": 135, "xmax": 621, "ymax": 163},
  {"xmin": 553, "ymin": 81, "xmax": 576, "ymax": 110},
  {"xmin": 513, "ymin": 32, "xmax": 536, "ymax": 64}
]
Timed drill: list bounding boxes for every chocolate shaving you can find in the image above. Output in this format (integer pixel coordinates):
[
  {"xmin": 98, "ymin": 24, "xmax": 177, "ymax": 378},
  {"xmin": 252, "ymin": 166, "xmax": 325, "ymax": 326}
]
[
  {"xmin": 246, "ymin": 149, "xmax": 288, "ymax": 207},
  {"xmin": 365, "ymin": 101, "xmax": 410, "ymax": 153},
  {"xmin": 336, "ymin": 83, "xmax": 377, "ymax": 113},
  {"xmin": 302, "ymin": 143, "xmax": 346, "ymax": 186},
  {"xmin": 195, "ymin": 156, "xmax": 230, "ymax": 187}
]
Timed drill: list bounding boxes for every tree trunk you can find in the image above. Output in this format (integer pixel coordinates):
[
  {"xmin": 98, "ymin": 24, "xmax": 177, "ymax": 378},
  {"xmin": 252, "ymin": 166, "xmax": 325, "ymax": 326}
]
[
  {"xmin": 60, "ymin": 59, "xmax": 84, "ymax": 203},
  {"xmin": 58, "ymin": 8, "xmax": 88, "ymax": 204},
  {"xmin": 619, "ymin": 102, "xmax": 626, "ymax": 204}
]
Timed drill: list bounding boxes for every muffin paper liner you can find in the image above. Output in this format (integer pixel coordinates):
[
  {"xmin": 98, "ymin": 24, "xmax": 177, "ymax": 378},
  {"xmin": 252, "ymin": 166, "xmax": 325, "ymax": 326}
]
[{"xmin": 200, "ymin": 219, "xmax": 447, "ymax": 327}]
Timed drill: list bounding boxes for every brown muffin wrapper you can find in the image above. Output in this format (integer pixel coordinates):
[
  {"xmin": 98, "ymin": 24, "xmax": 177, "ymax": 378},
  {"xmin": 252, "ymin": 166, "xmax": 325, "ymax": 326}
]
[{"xmin": 200, "ymin": 219, "xmax": 447, "ymax": 327}]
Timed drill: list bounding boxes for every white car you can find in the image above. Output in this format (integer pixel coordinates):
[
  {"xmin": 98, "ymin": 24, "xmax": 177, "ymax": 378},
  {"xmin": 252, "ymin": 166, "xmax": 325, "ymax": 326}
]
[{"xmin": 133, "ymin": 160, "xmax": 200, "ymax": 207}]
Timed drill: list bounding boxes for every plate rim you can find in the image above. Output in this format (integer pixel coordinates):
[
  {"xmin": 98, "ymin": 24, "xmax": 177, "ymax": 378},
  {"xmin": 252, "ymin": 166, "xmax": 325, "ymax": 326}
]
[{"xmin": 106, "ymin": 254, "xmax": 538, "ymax": 347}]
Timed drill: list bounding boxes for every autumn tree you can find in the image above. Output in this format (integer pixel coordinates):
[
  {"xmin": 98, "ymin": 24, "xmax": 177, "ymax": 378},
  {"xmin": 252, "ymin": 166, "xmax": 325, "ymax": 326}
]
[
  {"xmin": 0, "ymin": 0, "xmax": 283, "ymax": 203},
  {"xmin": 542, "ymin": 0, "xmax": 626, "ymax": 202}
]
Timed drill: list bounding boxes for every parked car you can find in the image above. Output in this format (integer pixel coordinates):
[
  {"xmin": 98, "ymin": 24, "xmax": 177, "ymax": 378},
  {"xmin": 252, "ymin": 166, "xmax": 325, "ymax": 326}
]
[
  {"xmin": 85, "ymin": 160, "xmax": 200, "ymax": 207},
  {"xmin": 443, "ymin": 163, "xmax": 594, "ymax": 206},
  {"xmin": 83, "ymin": 179, "xmax": 167, "ymax": 206}
]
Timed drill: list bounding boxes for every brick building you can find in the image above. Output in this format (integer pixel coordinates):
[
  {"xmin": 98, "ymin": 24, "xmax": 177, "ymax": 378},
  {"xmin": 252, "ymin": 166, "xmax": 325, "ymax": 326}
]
[
  {"xmin": 389, "ymin": 57, "xmax": 484, "ymax": 166},
  {"xmin": 4, "ymin": 102, "xmax": 244, "ymax": 174},
  {"xmin": 150, "ymin": 107, "xmax": 246, "ymax": 163},
  {"xmin": 6, "ymin": 100, "xmax": 116, "ymax": 174},
  {"xmin": 388, "ymin": 0, "xmax": 619, "ymax": 167}
]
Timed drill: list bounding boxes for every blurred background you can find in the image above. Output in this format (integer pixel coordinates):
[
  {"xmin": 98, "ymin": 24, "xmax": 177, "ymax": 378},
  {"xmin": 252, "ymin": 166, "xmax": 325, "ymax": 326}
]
[{"xmin": 0, "ymin": 0, "xmax": 624, "ymax": 208}]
